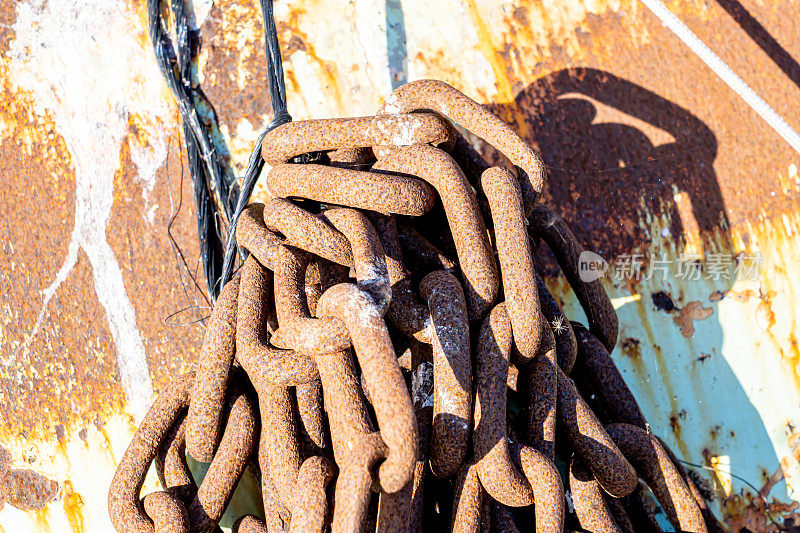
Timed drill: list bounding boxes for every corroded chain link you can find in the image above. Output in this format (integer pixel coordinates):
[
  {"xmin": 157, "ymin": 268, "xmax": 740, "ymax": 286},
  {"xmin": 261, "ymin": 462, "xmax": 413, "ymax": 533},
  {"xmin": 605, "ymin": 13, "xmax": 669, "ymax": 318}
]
[{"xmin": 109, "ymin": 79, "xmax": 717, "ymax": 533}]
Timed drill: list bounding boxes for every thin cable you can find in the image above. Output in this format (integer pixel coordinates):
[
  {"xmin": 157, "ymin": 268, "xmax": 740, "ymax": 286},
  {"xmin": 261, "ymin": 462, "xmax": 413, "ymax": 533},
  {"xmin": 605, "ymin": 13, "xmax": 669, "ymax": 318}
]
[
  {"xmin": 165, "ymin": 132, "xmax": 211, "ymax": 317},
  {"xmin": 640, "ymin": 0, "xmax": 800, "ymax": 155},
  {"xmin": 216, "ymin": 0, "xmax": 292, "ymax": 297},
  {"xmin": 676, "ymin": 458, "xmax": 780, "ymax": 526},
  {"xmin": 260, "ymin": 0, "xmax": 290, "ymax": 118}
]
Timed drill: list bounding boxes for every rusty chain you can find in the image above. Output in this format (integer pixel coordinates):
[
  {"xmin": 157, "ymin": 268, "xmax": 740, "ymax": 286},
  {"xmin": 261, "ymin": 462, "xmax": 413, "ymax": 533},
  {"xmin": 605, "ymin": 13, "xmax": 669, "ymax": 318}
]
[{"xmin": 109, "ymin": 79, "xmax": 718, "ymax": 533}]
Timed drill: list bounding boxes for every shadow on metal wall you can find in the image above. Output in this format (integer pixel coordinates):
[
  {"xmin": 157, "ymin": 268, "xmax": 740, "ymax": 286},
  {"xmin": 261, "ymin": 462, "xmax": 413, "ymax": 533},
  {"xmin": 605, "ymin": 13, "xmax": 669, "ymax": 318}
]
[
  {"xmin": 495, "ymin": 67, "xmax": 731, "ymax": 259},
  {"xmin": 492, "ymin": 67, "xmax": 787, "ymax": 507}
]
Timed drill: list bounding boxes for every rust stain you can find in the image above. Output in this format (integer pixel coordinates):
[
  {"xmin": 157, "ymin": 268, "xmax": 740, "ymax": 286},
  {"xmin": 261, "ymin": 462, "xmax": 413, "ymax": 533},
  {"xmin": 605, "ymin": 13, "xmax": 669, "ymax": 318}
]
[
  {"xmin": 633, "ymin": 300, "xmax": 691, "ymax": 460},
  {"xmin": 790, "ymin": 432, "xmax": 800, "ymax": 461},
  {"xmin": 710, "ymin": 288, "xmax": 759, "ymax": 302},
  {"xmin": 784, "ymin": 334, "xmax": 800, "ymax": 398},
  {"xmin": 669, "ymin": 411, "xmax": 682, "ymax": 439},
  {"xmin": 61, "ymin": 480, "xmax": 85, "ymax": 533},
  {"xmin": 620, "ymin": 337, "xmax": 641, "ymax": 360},
  {"xmin": 724, "ymin": 493, "xmax": 800, "ymax": 533},
  {"xmin": 278, "ymin": 6, "xmax": 345, "ymax": 114},
  {"xmin": 34, "ymin": 509, "xmax": 49, "ymax": 532},
  {"xmin": 200, "ymin": 0, "xmax": 271, "ymax": 111},
  {"xmin": 459, "ymin": 0, "xmax": 527, "ymax": 140},
  {"xmin": 760, "ymin": 465, "xmax": 785, "ymax": 501},
  {"xmin": 77, "ymin": 429, "xmax": 88, "ymax": 447},
  {"xmin": 755, "ymin": 290, "xmax": 777, "ymax": 332},
  {"xmin": 669, "ymin": 408, "xmax": 688, "ymax": 439},
  {"xmin": 673, "ymin": 301, "xmax": 714, "ymax": 338},
  {"xmin": 618, "ymin": 336, "xmax": 658, "ymax": 409},
  {"xmin": 460, "ymin": 0, "xmax": 514, "ymax": 104},
  {"xmin": 758, "ymin": 263, "xmax": 800, "ymax": 393},
  {"xmin": 0, "ymin": 0, "xmax": 205, "ymax": 443},
  {"xmin": 650, "ymin": 289, "xmax": 714, "ymax": 339},
  {"xmin": 98, "ymin": 427, "xmax": 117, "ymax": 465}
]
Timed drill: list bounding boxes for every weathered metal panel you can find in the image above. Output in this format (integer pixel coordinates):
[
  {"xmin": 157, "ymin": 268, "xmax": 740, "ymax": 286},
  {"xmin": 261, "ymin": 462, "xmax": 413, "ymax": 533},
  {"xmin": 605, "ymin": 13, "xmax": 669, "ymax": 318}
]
[{"xmin": 0, "ymin": 0, "xmax": 798, "ymax": 530}]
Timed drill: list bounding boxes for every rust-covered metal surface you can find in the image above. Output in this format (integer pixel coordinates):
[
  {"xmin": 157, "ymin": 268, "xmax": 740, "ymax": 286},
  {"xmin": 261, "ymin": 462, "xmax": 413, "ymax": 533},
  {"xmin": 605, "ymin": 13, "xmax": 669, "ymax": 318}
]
[{"xmin": 0, "ymin": 0, "xmax": 798, "ymax": 530}]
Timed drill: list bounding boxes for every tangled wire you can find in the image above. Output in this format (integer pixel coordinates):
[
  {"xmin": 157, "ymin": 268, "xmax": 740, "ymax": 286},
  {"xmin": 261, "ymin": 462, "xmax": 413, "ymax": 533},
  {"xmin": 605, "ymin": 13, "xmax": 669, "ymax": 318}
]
[
  {"xmin": 108, "ymin": 80, "xmax": 725, "ymax": 533},
  {"xmin": 147, "ymin": 0, "xmax": 290, "ymax": 304}
]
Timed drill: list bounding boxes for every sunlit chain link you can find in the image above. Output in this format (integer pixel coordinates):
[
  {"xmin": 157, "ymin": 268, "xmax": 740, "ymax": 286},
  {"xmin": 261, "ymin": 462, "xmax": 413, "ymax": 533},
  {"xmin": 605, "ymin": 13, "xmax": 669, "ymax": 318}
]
[
  {"xmin": 373, "ymin": 145, "xmax": 498, "ymax": 321},
  {"xmin": 376, "ymin": 79, "xmax": 546, "ymax": 212},
  {"xmin": 419, "ymin": 270, "xmax": 471, "ymax": 478},
  {"xmin": 110, "ymin": 373, "xmax": 194, "ymax": 533},
  {"xmin": 142, "ymin": 491, "xmax": 189, "ymax": 533},
  {"xmin": 155, "ymin": 414, "xmax": 196, "ymax": 504},
  {"xmin": 110, "ymin": 79, "xmax": 717, "ymax": 533},
  {"xmin": 260, "ymin": 113, "xmax": 455, "ymax": 165},
  {"xmin": 185, "ymin": 274, "xmax": 240, "ymax": 463},
  {"xmin": 570, "ymin": 454, "xmax": 625, "ymax": 533},
  {"xmin": 187, "ymin": 385, "xmax": 257, "ymax": 533},
  {"xmin": 607, "ymin": 423, "xmax": 708, "ymax": 533},
  {"xmin": 318, "ymin": 283, "xmax": 418, "ymax": 493},
  {"xmin": 320, "ymin": 208, "xmax": 392, "ymax": 314}
]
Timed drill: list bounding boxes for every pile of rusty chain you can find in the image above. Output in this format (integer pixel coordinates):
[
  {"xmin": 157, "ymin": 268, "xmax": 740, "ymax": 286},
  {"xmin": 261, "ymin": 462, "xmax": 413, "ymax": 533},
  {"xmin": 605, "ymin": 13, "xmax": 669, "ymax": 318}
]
[{"xmin": 108, "ymin": 79, "xmax": 723, "ymax": 533}]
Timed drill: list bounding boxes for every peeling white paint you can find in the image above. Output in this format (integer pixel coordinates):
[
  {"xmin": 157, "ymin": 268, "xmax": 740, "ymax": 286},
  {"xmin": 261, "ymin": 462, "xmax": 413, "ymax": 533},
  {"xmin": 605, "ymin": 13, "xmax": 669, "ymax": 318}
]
[
  {"xmin": 402, "ymin": 0, "xmax": 498, "ymax": 98},
  {"xmin": 187, "ymin": 0, "xmax": 214, "ymax": 29},
  {"xmin": 130, "ymin": 135, "xmax": 167, "ymax": 226},
  {"xmin": 6, "ymin": 0, "xmax": 174, "ymax": 419},
  {"xmin": 382, "ymin": 91, "xmax": 401, "ymax": 114},
  {"xmin": 354, "ymin": 0, "xmax": 394, "ymax": 98},
  {"xmin": 374, "ymin": 115, "xmax": 424, "ymax": 146}
]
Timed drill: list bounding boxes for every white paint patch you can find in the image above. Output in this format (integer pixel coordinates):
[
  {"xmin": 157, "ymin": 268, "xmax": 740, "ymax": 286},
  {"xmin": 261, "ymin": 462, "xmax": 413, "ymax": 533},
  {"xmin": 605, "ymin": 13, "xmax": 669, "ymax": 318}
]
[
  {"xmin": 289, "ymin": 51, "xmax": 334, "ymax": 118},
  {"xmin": 354, "ymin": 0, "xmax": 394, "ymax": 97},
  {"xmin": 382, "ymin": 92, "xmax": 401, "ymax": 114},
  {"xmin": 412, "ymin": 361, "xmax": 434, "ymax": 408},
  {"xmin": 384, "ymin": 117, "xmax": 424, "ymax": 146},
  {"xmin": 130, "ymin": 135, "xmax": 167, "ymax": 225},
  {"xmin": 401, "ymin": 0, "xmax": 498, "ymax": 98},
  {"xmin": 187, "ymin": 0, "xmax": 214, "ymax": 30},
  {"xmin": 6, "ymin": 0, "xmax": 175, "ymax": 419}
]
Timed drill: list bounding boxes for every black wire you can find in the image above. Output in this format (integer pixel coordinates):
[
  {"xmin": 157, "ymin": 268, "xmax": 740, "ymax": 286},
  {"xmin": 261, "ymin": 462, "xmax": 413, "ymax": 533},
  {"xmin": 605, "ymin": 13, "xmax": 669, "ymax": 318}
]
[
  {"xmin": 216, "ymin": 0, "xmax": 292, "ymax": 297},
  {"xmin": 148, "ymin": 0, "xmax": 291, "ymax": 303},
  {"xmin": 147, "ymin": 0, "xmax": 249, "ymax": 304},
  {"xmin": 165, "ymin": 134, "xmax": 211, "ymax": 319},
  {"xmin": 148, "ymin": 0, "xmax": 221, "ymax": 300},
  {"xmin": 170, "ymin": 0, "xmax": 191, "ymax": 86},
  {"xmin": 186, "ymin": 123, "xmax": 226, "ymax": 298},
  {"xmin": 156, "ymin": 0, "xmax": 236, "ymax": 220},
  {"xmin": 260, "ymin": 0, "xmax": 290, "ymax": 119}
]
